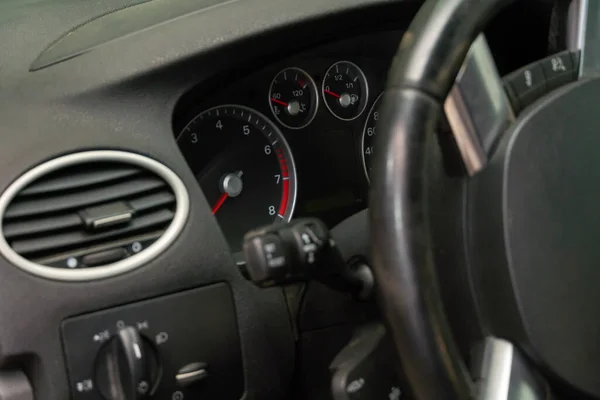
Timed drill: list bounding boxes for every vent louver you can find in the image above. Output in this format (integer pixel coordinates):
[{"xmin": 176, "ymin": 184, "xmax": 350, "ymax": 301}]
[{"xmin": 0, "ymin": 151, "xmax": 189, "ymax": 281}]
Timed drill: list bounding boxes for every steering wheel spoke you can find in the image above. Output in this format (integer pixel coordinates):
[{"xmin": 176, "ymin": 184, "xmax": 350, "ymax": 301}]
[
  {"xmin": 569, "ymin": 0, "xmax": 600, "ymax": 77},
  {"xmin": 473, "ymin": 338, "xmax": 553, "ymax": 400},
  {"xmin": 444, "ymin": 35, "xmax": 514, "ymax": 176}
]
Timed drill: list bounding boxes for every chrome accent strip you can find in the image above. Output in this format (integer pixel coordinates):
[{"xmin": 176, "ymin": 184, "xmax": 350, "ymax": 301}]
[
  {"xmin": 569, "ymin": 0, "xmax": 600, "ymax": 77},
  {"xmin": 445, "ymin": 84, "xmax": 486, "ymax": 175},
  {"xmin": 477, "ymin": 339, "xmax": 513, "ymax": 400},
  {"xmin": 175, "ymin": 369, "xmax": 207, "ymax": 381},
  {"xmin": 0, "ymin": 151, "xmax": 190, "ymax": 281},
  {"xmin": 567, "ymin": 0, "xmax": 586, "ymax": 52},
  {"xmin": 92, "ymin": 212, "xmax": 133, "ymax": 229},
  {"xmin": 475, "ymin": 338, "xmax": 548, "ymax": 400},
  {"xmin": 444, "ymin": 35, "xmax": 514, "ymax": 176}
]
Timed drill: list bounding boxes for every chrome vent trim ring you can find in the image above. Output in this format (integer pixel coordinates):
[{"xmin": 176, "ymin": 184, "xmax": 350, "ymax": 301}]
[{"xmin": 0, "ymin": 151, "xmax": 190, "ymax": 281}]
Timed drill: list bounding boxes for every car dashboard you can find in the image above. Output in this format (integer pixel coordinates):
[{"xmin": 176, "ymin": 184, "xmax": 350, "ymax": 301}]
[{"xmin": 0, "ymin": 0, "xmax": 559, "ymax": 399}]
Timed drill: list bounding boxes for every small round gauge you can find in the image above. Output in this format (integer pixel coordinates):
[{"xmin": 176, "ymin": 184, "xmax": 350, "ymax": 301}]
[
  {"xmin": 361, "ymin": 92, "xmax": 383, "ymax": 182},
  {"xmin": 176, "ymin": 105, "xmax": 297, "ymax": 251},
  {"xmin": 269, "ymin": 67, "xmax": 319, "ymax": 129},
  {"xmin": 322, "ymin": 61, "xmax": 369, "ymax": 121}
]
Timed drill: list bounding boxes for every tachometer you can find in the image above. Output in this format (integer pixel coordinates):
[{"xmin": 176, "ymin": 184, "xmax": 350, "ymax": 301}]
[
  {"xmin": 177, "ymin": 105, "xmax": 297, "ymax": 250},
  {"xmin": 322, "ymin": 61, "xmax": 369, "ymax": 121},
  {"xmin": 361, "ymin": 92, "xmax": 382, "ymax": 181}
]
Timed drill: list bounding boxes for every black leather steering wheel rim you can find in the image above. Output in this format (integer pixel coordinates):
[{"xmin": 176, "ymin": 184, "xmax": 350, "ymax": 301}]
[{"xmin": 370, "ymin": 1, "xmax": 516, "ymax": 399}]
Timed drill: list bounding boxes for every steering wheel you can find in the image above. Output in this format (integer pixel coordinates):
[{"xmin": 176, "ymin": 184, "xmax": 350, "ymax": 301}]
[{"xmin": 371, "ymin": 0, "xmax": 600, "ymax": 399}]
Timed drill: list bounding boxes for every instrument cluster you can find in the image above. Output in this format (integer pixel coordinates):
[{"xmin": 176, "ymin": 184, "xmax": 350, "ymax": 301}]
[{"xmin": 174, "ymin": 31, "xmax": 402, "ymax": 251}]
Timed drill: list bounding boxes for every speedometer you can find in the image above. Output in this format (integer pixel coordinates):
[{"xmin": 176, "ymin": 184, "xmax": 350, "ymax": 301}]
[
  {"xmin": 361, "ymin": 92, "xmax": 382, "ymax": 181},
  {"xmin": 176, "ymin": 105, "xmax": 297, "ymax": 251}
]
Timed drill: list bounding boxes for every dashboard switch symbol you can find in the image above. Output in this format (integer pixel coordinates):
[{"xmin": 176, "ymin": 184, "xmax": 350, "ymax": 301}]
[
  {"xmin": 524, "ymin": 70, "xmax": 533, "ymax": 88},
  {"xmin": 76, "ymin": 379, "xmax": 93, "ymax": 392},
  {"xmin": 137, "ymin": 381, "xmax": 149, "ymax": 395},
  {"xmin": 156, "ymin": 332, "xmax": 169, "ymax": 345},
  {"xmin": 551, "ymin": 56, "xmax": 566, "ymax": 72},
  {"xmin": 389, "ymin": 386, "xmax": 402, "ymax": 400},
  {"xmin": 172, "ymin": 391, "xmax": 184, "ymax": 400}
]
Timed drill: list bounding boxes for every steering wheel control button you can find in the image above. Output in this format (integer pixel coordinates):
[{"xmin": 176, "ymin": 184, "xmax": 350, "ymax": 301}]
[
  {"xmin": 503, "ymin": 51, "xmax": 581, "ymax": 114},
  {"xmin": 540, "ymin": 50, "xmax": 578, "ymax": 91},
  {"xmin": 176, "ymin": 362, "xmax": 208, "ymax": 387},
  {"xmin": 62, "ymin": 284, "xmax": 243, "ymax": 400},
  {"xmin": 505, "ymin": 62, "xmax": 546, "ymax": 110}
]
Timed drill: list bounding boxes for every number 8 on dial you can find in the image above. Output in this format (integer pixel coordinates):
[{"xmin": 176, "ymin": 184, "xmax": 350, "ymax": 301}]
[{"xmin": 361, "ymin": 93, "xmax": 382, "ymax": 182}]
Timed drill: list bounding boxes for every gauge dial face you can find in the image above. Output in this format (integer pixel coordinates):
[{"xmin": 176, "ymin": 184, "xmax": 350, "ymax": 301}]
[
  {"xmin": 322, "ymin": 61, "xmax": 369, "ymax": 121},
  {"xmin": 177, "ymin": 105, "xmax": 297, "ymax": 251},
  {"xmin": 361, "ymin": 92, "xmax": 382, "ymax": 181},
  {"xmin": 269, "ymin": 67, "xmax": 318, "ymax": 129}
]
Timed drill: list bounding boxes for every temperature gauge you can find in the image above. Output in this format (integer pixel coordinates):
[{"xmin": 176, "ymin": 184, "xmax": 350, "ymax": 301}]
[
  {"xmin": 322, "ymin": 61, "xmax": 369, "ymax": 121},
  {"xmin": 269, "ymin": 67, "xmax": 319, "ymax": 129}
]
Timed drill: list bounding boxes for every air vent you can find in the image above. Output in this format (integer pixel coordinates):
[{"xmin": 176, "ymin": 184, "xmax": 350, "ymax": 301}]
[{"xmin": 0, "ymin": 151, "xmax": 189, "ymax": 281}]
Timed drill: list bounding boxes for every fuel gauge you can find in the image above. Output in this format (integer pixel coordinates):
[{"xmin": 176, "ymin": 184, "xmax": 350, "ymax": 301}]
[
  {"xmin": 322, "ymin": 61, "xmax": 369, "ymax": 121},
  {"xmin": 269, "ymin": 67, "xmax": 318, "ymax": 130}
]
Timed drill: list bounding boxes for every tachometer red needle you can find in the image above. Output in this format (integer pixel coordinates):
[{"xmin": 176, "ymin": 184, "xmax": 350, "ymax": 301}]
[
  {"xmin": 212, "ymin": 193, "xmax": 229, "ymax": 214},
  {"xmin": 324, "ymin": 89, "xmax": 341, "ymax": 98},
  {"xmin": 271, "ymin": 98, "xmax": 289, "ymax": 107}
]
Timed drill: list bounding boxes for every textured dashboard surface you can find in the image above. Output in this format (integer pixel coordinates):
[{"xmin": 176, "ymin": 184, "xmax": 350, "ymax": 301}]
[
  {"xmin": 0, "ymin": 0, "xmax": 404, "ymax": 399},
  {"xmin": 0, "ymin": 0, "xmax": 557, "ymax": 398}
]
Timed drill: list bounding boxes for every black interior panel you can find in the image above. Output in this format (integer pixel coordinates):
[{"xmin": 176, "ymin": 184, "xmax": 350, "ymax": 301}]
[{"xmin": 0, "ymin": 0, "xmax": 557, "ymax": 398}]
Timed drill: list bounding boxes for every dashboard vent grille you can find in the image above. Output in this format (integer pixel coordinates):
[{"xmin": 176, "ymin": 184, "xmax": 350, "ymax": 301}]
[{"xmin": 0, "ymin": 151, "xmax": 189, "ymax": 281}]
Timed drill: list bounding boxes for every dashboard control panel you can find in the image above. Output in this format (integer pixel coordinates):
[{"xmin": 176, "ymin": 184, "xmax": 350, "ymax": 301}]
[{"xmin": 61, "ymin": 284, "xmax": 243, "ymax": 400}]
